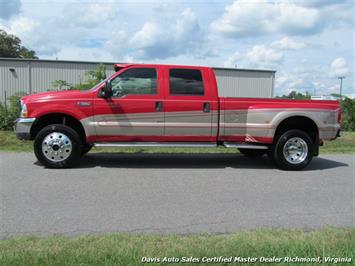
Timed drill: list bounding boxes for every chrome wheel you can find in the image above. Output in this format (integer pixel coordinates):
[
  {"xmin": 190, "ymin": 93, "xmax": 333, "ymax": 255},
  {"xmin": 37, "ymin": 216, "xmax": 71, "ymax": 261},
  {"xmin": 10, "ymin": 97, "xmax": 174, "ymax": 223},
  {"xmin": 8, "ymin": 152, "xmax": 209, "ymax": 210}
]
[
  {"xmin": 42, "ymin": 132, "xmax": 72, "ymax": 162},
  {"xmin": 283, "ymin": 137, "xmax": 308, "ymax": 164}
]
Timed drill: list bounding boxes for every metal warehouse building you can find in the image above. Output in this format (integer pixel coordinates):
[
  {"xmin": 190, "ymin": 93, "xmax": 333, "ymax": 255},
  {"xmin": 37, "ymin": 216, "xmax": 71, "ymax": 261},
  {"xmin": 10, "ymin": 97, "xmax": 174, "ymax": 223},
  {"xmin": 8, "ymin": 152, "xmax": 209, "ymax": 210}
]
[{"xmin": 0, "ymin": 58, "xmax": 275, "ymax": 103}]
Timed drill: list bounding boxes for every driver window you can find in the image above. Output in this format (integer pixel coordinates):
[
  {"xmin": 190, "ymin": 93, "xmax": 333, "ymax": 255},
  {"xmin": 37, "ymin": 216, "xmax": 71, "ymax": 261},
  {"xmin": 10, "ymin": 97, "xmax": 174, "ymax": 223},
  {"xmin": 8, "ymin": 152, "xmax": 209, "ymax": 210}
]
[{"xmin": 111, "ymin": 68, "xmax": 157, "ymax": 97}]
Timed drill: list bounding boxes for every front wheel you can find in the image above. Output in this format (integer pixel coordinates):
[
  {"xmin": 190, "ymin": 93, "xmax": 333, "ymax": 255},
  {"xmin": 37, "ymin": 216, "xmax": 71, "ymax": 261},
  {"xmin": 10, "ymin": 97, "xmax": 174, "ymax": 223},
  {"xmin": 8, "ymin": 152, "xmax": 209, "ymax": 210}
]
[
  {"xmin": 34, "ymin": 124, "xmax": 82, "ymax": 168},
  {"xmin": 271, "ymin": 129, "xmax": 314, "ymax": 170}
]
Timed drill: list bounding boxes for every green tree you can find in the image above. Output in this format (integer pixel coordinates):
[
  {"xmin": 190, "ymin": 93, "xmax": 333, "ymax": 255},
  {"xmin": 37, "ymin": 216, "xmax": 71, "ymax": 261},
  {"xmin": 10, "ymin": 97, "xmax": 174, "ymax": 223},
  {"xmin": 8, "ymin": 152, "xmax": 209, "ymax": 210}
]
[
  {"xmin": 276, "ymin": 90, "xmax": 311, "ymax": 100},
  {"xmin": 330, "ymin": 93, "xmax": 342, "ymax": 99},
  {"xmin": 87, "ymin": 64, "xmax": 107, "ymax": 84},
  {"xmin": 52, "ymin": 80, "xmax": 72, "ymax": 91},
  {"xmin": 276, "ymin": 92, "xmax": 354, "ymax": 131},
  {"xmin": 72, "ymin": 64, "xmax": 107, "ymax": 90},
  {"xmin": 0, "ymin": 29, "xmax": 38, "ymax": 58},
  {"xmin": 340, "ymin": 97, "xmax": 355, "ymax": 131},
  {"xmin": 0, "ymin": 93, "xmax": 25, "ymax": 130},
  {"xmin": 50, "ymin": 64, "xmax": 107, "ymax": 91}
]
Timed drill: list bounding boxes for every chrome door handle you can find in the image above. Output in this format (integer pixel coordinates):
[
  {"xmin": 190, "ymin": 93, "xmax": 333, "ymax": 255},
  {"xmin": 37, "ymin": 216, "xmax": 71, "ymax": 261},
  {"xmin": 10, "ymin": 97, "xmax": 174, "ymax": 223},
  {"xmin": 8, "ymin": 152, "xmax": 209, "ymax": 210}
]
[
  {"xmin": 155, "ymin": 101, "xmax": 163, "ymax": 112},
  {"xmin": 203, "ymin": 102, "xmax": 210, "ymax": 113}
]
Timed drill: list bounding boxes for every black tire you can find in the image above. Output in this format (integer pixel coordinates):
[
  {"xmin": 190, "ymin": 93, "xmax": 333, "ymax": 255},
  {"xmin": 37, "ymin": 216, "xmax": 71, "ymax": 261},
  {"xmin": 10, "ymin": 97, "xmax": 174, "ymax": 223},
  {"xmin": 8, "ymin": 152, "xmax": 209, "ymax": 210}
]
[
  {"xmin": 271, "ymin": 129, "xmax": 313, "ymax": 170},
  {"xmin": 34, "ymin": 124, "xmax": 82, "ymax": 168},
  {"xmin": 81, "ymin": 144, "xmax": 93, "ymax": 155},
  {"xmin": 238, "ymin": 148, "xmax": 266, "ymax": 158}
]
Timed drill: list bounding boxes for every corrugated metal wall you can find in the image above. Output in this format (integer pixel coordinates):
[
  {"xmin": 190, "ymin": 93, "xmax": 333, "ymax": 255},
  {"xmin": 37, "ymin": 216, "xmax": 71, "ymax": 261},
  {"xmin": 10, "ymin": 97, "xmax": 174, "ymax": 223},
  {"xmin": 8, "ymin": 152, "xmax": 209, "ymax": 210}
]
[
  {"xmin": 0, "ymin": 59, "xmax": 275, "ymax": 103},
  {"xmin": 30, "ymin": 61, "xmax": 115, "ymax": 94},
  {"xmin": 0, "ymin": 60, "xmax": 30, "ymax": 101},
  {"xmin": 214, "ymin": 68, "xmax": 274, "ymax": 98},
  {"xmin": 0, "ymin": 59, "xmax": 116, "ymax": 102}
]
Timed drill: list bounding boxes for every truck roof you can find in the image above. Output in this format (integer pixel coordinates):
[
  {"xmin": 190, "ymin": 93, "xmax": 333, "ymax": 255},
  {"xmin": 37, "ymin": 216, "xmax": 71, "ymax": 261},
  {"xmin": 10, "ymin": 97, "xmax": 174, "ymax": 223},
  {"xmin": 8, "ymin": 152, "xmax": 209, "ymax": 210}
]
[
  {"xmin": 113, "ymin": 63, "xmax": 212, "ymax": 71},
  {"xmin": 113, "ymin": 63, "xmax": 275, "ymax": 73}
]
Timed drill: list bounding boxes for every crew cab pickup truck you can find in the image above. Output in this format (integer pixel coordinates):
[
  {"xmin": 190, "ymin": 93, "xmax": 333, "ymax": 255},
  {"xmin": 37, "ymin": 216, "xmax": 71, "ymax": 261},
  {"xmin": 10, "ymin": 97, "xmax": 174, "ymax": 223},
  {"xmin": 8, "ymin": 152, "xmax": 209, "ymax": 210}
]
[{"xmin": 15, "ymin": 63, "xmax": 341, "ymax": 170}]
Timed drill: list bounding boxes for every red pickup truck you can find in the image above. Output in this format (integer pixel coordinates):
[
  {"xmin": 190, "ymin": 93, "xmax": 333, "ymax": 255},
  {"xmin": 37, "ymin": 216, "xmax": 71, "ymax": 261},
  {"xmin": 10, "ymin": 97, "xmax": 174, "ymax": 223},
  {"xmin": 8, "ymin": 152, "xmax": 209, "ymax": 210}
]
[{"xmin": 15, "ymin": 63, "xmax": 341, "ymax": 170}]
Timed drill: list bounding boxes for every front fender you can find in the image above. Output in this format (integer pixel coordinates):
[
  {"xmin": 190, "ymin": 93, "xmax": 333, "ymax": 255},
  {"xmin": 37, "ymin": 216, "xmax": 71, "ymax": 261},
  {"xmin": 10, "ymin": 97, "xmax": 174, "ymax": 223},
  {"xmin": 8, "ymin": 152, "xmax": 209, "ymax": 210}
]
[{"xmin": 30, "ymin": 104, "xmax": 89, "ymax": 120}]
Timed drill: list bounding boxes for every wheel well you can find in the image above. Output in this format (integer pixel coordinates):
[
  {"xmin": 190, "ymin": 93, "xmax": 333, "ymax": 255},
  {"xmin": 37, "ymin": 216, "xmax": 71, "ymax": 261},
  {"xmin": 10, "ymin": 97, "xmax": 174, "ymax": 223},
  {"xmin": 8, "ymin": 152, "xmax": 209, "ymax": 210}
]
[
  {"xmin": 31, "ymin": 113, "xmax": 86, "ymax": 144},
  {"xmin": 274, "ymin": 116, "xmax": 318, "ymax": 144}
]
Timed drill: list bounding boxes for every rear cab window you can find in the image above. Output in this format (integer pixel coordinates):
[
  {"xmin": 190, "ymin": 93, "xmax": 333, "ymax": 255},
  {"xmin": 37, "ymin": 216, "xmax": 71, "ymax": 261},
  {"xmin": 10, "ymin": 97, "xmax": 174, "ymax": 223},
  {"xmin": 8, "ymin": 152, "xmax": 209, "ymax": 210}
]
[{"xmin": 169, "ymin": 69, "xmax": 204, "ymax": 96}]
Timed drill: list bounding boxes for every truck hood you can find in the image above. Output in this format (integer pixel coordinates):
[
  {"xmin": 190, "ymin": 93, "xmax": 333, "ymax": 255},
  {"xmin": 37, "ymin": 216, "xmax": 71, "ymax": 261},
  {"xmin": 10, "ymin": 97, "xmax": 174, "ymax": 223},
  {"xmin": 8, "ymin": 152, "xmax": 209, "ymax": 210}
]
[{"xmin": 22, "ymin": 90, "xmax": 93, "ymax": 103}]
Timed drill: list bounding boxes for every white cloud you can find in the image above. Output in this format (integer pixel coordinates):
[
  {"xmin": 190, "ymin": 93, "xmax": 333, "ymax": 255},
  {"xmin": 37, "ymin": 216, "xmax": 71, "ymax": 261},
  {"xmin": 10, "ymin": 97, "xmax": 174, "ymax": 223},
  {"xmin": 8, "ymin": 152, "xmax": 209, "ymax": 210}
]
[
  {"xmin": 224, "ymin": 51, "xmax": 242, "ymax": 67},
  {"xmin": 330, "ymin": 58, "xmax": 350, "ymax": 77},
  {"xmin": 211, "ymin": 0, "xmax": 322, "ymax": 38},
  {"xmin": 0, "ymin": 16, "xmax": 38, "ymax": 38},
  {"xmin": 130, "ymin": 22, "xmax": 161, "ymax": 50},
  {"xmin": 324, "ymin": 84, "xmax": 341, "ymax": 95},
  {"xmin": 0, "ymin": 0, "xmax": 352, "ymax": 98},
  {"xmin": 1, "ymin": 3, "xmax": 207, "ymax": 61},
  {"xmin": 277, "ymin": 2, "xmax": 321, "ymax": 35},
  {"xmin": 224, "ymin": 44, "xmax": 283, "ymax": 69},
  {"xmin": 274, "ymin": 63, "xmax": 331, "ymax": 96},
  {"xmin": 275, "ymin": 74, "xmax": 305, "ymax": 95},
  {"xmin": 0, "ymin": 2, "xmax": 122, "ymax": 57},
  {"xmin": 246, "ymin": 45, "xmax": 284, "ymax": 68},
  {"xmin": 55, "ymin": 46, "xmax": 113, "ymax": 62},
  {"xmin": 62, "ymin": 3, "xmax": 118, "ymax": 28},
  {"xmin": 274, "ymin": 60, "xmax": 354, "ymax": 96},
  {"xmin": 7, "ymin": 16, "xmax": 39, "ymax": 37},
  {"xmin": 107, "ymin": 8, "xmax": 206, "ymax": 60},
  {"xmin": 271, "ymin": 37, "xmax": 306, "ymax": 50},
  {"xmin": 0, "ymin": 15, "xmax": 45, "ymax": 53}
]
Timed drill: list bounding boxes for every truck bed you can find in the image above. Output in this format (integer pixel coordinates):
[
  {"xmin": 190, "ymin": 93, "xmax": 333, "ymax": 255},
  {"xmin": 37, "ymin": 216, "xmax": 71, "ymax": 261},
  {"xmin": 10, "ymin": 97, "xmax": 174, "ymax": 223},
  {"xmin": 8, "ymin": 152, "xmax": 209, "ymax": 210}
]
[{"xmin": 218, "ymin": 97, "xmax": 340, "ymax": 143}]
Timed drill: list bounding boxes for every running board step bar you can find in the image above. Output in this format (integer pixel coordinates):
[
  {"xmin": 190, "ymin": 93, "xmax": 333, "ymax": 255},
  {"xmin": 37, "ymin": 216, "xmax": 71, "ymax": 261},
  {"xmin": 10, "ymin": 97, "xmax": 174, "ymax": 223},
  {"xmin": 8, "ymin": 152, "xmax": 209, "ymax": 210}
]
[
  {"xmin": 94, "ymin": 142, "xmax": 217, "ymax": 148},
  {"xmin": 93, "ymin": 142, "xmax": 268, "ymax": 149},
  {"xmin": 223, "ymin": 142, "xmax": 269, "ymax": 149}
]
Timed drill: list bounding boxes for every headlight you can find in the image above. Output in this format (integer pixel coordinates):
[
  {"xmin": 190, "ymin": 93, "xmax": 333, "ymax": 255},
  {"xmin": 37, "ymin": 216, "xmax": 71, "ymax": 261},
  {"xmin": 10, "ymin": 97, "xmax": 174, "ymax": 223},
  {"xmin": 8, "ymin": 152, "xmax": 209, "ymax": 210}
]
[{"xmin": 20, "ymin": 100, "xmax": 28, "ymax": 118}]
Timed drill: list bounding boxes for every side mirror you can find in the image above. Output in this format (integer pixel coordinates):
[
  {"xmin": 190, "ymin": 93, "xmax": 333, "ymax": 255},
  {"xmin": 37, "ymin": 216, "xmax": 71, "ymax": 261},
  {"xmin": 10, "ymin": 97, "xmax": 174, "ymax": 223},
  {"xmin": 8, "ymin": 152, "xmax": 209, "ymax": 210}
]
[{"xmin": 102, "ymin": 80, "xmax": 112, "ymax": 98}]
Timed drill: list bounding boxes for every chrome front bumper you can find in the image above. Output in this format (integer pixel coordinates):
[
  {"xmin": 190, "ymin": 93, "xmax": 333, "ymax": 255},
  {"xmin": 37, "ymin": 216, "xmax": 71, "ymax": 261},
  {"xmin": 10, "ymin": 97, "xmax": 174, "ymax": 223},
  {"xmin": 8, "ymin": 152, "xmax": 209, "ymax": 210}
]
[{"xmin": 14, "ymin": 118, "xmax": 36, "ymax": 140}]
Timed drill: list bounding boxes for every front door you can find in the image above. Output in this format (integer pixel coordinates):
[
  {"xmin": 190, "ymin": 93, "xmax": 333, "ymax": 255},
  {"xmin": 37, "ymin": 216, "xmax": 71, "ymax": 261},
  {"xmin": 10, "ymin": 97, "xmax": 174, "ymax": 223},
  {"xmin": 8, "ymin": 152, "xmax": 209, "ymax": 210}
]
[{"xmin": 92, "ymin": 67, "xmax": 164, "ymax": 142}]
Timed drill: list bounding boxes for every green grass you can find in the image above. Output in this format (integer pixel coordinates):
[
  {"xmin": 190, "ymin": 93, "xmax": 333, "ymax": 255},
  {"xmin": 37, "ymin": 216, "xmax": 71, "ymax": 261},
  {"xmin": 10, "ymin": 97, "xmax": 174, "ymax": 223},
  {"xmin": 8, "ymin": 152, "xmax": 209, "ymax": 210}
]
[
  {"xmin": 319, "ymin": 131, "xmax": 355, "ymax": 153},
  {"xmin": 0, "ymin": 130, "xmax": 33, "ymax": 152},
  {"xmin": 0, "ymin": 227, "xmax": 353, "ymax": 266},
  {"xmin": 0, "ymin": 130, "xmax": 354, "ymax": 154}
]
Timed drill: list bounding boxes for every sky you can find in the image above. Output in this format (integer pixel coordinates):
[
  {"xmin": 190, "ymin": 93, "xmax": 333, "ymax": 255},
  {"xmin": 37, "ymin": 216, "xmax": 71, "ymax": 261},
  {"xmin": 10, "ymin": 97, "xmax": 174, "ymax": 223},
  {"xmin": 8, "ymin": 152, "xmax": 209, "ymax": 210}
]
[{"xmin": 0, "ymin": 0, "xmax": 354, "ymax": 97}]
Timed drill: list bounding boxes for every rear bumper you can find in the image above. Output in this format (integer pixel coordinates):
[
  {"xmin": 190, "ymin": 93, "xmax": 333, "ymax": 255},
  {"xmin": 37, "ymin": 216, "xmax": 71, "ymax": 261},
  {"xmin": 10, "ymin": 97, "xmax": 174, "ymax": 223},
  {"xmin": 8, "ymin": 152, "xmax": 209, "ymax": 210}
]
[
  {"xmin": 336, "ymin": 129, "xmax": 341, "ymax": 138},
  {"xmin": 14, "ymin": 118, "xmax": 36, "ymax": 140},
  {"xmin": 329, "ymin": 128, "xmax": 341, "ymax": 141}
]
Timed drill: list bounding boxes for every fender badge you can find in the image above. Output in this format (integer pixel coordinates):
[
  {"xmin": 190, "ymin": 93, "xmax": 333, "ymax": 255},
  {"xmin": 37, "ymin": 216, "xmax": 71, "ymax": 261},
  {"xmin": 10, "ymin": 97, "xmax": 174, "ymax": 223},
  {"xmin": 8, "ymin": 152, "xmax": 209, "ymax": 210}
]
[{"xmin": 77, "ymin": 101, "xmax": 91, "ymax": 107}]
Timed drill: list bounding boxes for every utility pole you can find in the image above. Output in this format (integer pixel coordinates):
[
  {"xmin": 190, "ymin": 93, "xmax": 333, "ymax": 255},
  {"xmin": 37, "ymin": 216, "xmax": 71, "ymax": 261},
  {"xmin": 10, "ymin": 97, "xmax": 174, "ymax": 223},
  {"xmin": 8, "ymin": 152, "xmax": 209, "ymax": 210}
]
[{"xmin": 338, "ymin": 76, "xmax": 345, "ymax": 97}]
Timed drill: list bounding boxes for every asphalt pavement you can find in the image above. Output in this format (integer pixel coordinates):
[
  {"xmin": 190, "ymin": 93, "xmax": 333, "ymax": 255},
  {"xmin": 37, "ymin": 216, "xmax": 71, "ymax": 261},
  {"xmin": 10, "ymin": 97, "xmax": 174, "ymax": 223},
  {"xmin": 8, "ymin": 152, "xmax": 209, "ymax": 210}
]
[{"xmin": 0, "ymin": 152, "xmax": 354, "ymax": 239}]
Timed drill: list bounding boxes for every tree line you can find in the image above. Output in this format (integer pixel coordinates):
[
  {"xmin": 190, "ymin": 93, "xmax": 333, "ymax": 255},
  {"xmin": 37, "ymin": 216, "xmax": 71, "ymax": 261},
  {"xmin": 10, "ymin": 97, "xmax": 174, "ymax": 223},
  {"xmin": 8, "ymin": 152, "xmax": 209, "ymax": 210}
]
[{"xmin": 0, "ymin": 29, "xmax": 37, "ymax": 58}]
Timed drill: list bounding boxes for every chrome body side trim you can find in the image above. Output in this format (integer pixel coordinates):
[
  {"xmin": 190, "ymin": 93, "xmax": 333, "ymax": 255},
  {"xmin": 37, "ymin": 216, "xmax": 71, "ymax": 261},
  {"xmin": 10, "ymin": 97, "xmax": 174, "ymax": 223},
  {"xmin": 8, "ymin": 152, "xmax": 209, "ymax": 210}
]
[
  {"xmin": 221, "ymin": 108, "xmax": 341, "ymax": 142},
  {"xmin": 14, "ymin": 118, "xmax": 36, "ymax": 140},
  {"xmin": 94, "ymin": 142, "xmax": 217, "ymax": 148},
  {"xmin": 223, "ymin": 142, "xmax": 269, "ymax": 149},
  {"xmin": 94, "ymin": 142, "xmax": 269, "ymax": 149}
]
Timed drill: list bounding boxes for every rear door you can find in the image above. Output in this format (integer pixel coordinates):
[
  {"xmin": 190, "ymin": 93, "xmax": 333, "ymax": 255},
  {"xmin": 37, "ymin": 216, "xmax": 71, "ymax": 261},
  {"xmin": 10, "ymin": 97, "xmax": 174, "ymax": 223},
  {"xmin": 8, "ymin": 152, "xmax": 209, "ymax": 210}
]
[
  {"xmin": 92, "ymin": 66, "xmax": 164, "ymax": 142},
  {"xmin": 163, "ymin": 67, "xmax": 218, "ymax": 142}
]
